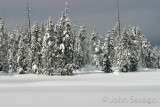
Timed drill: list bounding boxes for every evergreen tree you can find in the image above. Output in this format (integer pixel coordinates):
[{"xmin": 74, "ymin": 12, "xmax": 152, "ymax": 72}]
[
  {"xmin": 56, "ymin": 11, "xmax": 74, "ymax": 68},
  {"xmin": 116, "ymin": 26, "xmax": 139, "ymax": 72},
  {"xmin": 157, "ymin": 56, "xmax": 160, "ymax": 69},
  {"xmin": 0, "ymin": 18, "xmax": 8, "ymax": 72},
  {"xmin": 128, "ymin": 26, "xmax": 139, "ymax": 71},
  {"xmin": 118, "ymin": 27, "xmax": 130, "ymax": 72},
  {"xmin": 129, "ymin": 51, "xmax": 138, "ymax": 71},
  {"xmin": 90, "ymin": 25, "xmax": 98, "ymax": 59},
  {"xmin": 30, "ymin": 22, "xmax": 41, "ymax": 70},
  {"xmin": 41, "ymin": 33, "xmax": 50, "ymax": 72},
  {"xmin": 153, "ymin": 46, "xmax": 160, "ymax": 69},
  {"xmin": 46, "ymin": 17, "xmax": 57, "ymax": 70},
  {"xmin": 103, "ymin": 54, "xmax": 113, "ymax": 73},
  {"xmin": 7, "ymin": 32, "xmax": 17, "ymax": 72},
  {"xmin": 17, "ymin": 30, "xmax": 27, "ymax": 74},
  {"xmin": 90, "ymin": 25, "xmax": 102, "ymax": 67},
  {"xmin": 78, "ymin": 24, "xmax": 89, "ymax": 64},
  {"xmin": 102, "ymin": 31, "xmax": 113, "ymax": 73},
  {"xmin": 74, "ymin": 40, "xmax": 84, "ymax": 68},
  {"xmin": 140, "ymin": 35, "xmax": 156, "ymax": 68},
  {"xmin": 119, "ymin": 57, "xmax": 129, "ymax": 72}
]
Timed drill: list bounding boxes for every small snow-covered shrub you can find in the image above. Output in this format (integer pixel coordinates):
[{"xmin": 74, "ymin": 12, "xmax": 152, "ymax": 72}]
[
  {"xmin": 18, "ymin": 67, "xmax": 25, "ymax": 74},
  {"xmin": 120, "ymin": 59, "xmax": 129, "ymax": 72}
]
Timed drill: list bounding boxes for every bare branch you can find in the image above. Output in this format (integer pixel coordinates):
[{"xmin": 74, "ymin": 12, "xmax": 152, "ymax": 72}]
[
  {"xmin": 24, "ymin": 0, "xmax": 31, "ymax": 44},
  {"xmin": 117, "ymin": 0, "xmax": 120, "ymax": 36}
]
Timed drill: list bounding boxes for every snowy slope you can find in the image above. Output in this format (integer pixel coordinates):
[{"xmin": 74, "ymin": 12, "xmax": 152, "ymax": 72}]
[{"xmin": 0, "ymin": 65, "xmax": 160, "ymax": 107}]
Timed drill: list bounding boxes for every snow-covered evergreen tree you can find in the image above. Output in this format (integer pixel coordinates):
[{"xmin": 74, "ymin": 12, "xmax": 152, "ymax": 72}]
[
  {"xmin": 102, "ymin": 31, "xmax": 113, "ymax": 73},
  {"xmin": 45, "ymin": 17, "xmax": 54, "ymax": 39},
  {"xmin": 90, "ymin": 25, "xmax": 98, "ymax": 57},
  {"xmin": 0, "ymin": 18, "xmax": 8, "ymax": 72},
  {"xmin": 119, "ymin": 57, "xmax": 129, "ymax": 72},
  {"xmin": 17, "ymin": 29, "xmax": 27, "ymax": 74},
  {"xmin": 153, "ymin": 46, "xmax": 160, "ymax": 69},
  {"xmin": 118, "ymin": 27, "xmax": 130, "ymax": 72},
  {"xmin": 117, "ymin": 27, "xmax": 130, "ymax": 72},
  {"xmin": 157, "ymin": 56, "xmax": 160, "ymax": 69},
  {"xmin": 56, "ymin": 11, "xmax": 74, "ymax": 67},
  {"xmin": 8, "ymin": 32, "xmax": 17, "ymax": 73},
  {"xmin": 128, "ymin": 26, "xmax": 139, "ymax": 71},
  {"xmin": 139, "ymin": 34, "xmax": 156, "ymax": 68},
  {"xmin": 103, "ymin": 30, "xmax": 115, "ymax": 64},
  {"xmin": 30, "ymin": 22, "xmax": 41, "ymax": 71},
  {"xmin": 102, "ymin": 54, "xmax": 113, "ymax": 73},
  {"xmin": 115, "ymin": 26, "xmax": 139, "ymax": 72},
  {"xmin": 74, "ymin": 40, "xmax": 84, "ymax": 68},
  {"xmin": 77, "ymin": 24, "xmax": 90, "ymax": 65},
  {"xmin": 41, "ymin": 33, "xmax": 50, "ymax": 72},
  {"xmin": 7, "ymin": 26, "xmax": 22, "ymax": 72},
  {"xmin": 90, "ymin": 25, "xmax": 103, "ymax": 67}
]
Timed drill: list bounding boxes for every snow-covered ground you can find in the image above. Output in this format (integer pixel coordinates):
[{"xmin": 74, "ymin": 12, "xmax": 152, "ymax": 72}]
[{"xmin": 0, "ymin": 65, "xmax": 160, "ymax": 107}]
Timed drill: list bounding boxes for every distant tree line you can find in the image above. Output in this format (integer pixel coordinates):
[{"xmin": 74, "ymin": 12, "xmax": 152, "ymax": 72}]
[{"xmin": 0, "ymin": 4, "xmax": 160, "ymax": 75}]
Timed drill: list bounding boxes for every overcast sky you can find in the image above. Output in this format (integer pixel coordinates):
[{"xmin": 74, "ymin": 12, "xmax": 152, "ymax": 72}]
[{"xmin": 0, "ymin": 0, "xmax": 160, "ymax": 46}]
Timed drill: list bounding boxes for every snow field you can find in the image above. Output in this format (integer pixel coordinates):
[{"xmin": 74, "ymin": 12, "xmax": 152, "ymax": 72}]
[{"xmin": 0, "ymin": 66, "xmax": 160, "ymax": 107}]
